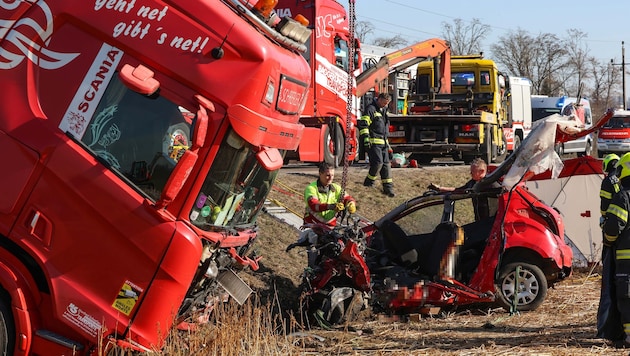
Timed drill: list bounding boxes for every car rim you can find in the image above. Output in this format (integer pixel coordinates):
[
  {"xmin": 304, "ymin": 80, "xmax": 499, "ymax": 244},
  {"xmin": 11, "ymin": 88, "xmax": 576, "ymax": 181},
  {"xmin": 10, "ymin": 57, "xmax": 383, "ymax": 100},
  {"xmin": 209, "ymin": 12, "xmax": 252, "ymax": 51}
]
[{"xmin": 501, "ymin": 268, "xmax": 539, "ymax": 306}]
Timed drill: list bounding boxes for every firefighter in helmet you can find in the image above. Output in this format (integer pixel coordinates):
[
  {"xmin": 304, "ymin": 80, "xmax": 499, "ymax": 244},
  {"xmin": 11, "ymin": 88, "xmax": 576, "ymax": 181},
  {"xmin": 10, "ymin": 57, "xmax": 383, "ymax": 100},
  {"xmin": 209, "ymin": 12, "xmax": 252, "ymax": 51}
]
[
  {"xmin": 597, "ymin": 153, "xmax": 623, "ymax": 342},
  {"xmin": 359, "ymin": 93, "xmax": 395, "ymax": 197},
  {"xmin": 603, "ymin": 152, "xmax": 630, "ymax": 347}
]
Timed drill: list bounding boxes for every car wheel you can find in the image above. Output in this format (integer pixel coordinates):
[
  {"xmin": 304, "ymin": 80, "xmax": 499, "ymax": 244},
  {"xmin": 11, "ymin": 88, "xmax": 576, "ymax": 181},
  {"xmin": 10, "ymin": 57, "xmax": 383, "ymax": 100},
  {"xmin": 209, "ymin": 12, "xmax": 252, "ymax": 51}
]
[
  {"xmin": 324, "ymin": 124, "xmax": 344, "ymax": 168},
  {"xmin": 496, "ymin": 262, "xmax": 548, "ymax": 312},
  {"xmin": 578, "ymin": 140, "xmax": 592, "ymax": 157},
  {"xmin": 0, "ymin": 291, "xmax": 15, "ymax": 355},
  {"xmin": 512, "ymin": 135, "xmax": 521, "ymax": 153}
]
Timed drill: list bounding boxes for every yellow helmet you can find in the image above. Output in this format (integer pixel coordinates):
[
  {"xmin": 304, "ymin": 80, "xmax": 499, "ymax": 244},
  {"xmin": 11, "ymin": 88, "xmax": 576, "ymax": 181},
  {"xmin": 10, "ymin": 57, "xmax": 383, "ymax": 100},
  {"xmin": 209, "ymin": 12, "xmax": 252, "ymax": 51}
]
[
  {"xmin": 603, "ymin": 153, "xmax": 620, "ymax": 173},
  {"xmin": 616, "ymin": 152, "xmax": 630, "ymax": 180}
]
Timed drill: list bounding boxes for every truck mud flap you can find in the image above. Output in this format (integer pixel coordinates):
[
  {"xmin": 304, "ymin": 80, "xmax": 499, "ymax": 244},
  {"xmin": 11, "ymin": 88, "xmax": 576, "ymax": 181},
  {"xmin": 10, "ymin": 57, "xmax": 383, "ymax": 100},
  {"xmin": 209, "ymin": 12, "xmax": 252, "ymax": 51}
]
[{"xmin": 217, "ymin": 269, "xmax": 253, "ymax": 305}]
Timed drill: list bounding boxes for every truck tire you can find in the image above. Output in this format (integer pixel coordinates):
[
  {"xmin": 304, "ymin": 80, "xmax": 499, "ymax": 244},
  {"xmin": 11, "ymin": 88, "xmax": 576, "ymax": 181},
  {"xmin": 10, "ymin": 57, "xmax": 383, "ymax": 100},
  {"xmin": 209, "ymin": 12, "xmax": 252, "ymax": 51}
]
[
  {"xmin": 324, "ymin": 124, "xmax": 344, "ymax": 168},
  {"xmin": 0, "ymin": 291, "xmax": 15, "ymax": 355},
  {"xmin": 496, "ymin": 262, "xmax": 547, "ymax": 312}
]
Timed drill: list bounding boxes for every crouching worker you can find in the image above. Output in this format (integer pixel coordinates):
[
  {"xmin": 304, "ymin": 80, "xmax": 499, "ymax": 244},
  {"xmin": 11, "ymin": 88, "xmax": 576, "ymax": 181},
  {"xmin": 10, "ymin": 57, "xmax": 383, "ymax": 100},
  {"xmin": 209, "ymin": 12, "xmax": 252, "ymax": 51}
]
[{"xmin": 286, "ymin": 162, "xmax": 357, "ymax": 267}]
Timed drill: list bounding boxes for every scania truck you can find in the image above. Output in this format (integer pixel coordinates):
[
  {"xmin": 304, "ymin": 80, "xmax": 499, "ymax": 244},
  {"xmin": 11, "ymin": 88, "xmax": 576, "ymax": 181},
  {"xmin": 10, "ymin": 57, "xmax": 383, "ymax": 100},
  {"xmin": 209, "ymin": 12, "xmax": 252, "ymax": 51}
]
[{"xmin": 0, "ymin": 0, "xmax": 311, "ymax": 354}]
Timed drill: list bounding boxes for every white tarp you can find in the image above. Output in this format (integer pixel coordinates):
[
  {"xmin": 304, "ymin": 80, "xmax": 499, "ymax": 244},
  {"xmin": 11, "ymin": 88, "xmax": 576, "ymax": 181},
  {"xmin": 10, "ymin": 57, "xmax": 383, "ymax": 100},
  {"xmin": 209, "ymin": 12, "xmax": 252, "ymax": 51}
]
[{"xmin": 526, "ymin": 156, "xmax": 603, "ymax": 267}]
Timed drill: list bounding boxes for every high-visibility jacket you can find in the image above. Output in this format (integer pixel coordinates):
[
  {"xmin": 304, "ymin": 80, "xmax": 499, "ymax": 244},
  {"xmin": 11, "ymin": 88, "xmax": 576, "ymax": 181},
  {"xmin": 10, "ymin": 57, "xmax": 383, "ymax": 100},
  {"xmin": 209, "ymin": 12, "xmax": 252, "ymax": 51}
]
[
  {"xmin": 601, "ymin": 173, "xmax": 621, "ymax": 216},
  {"xmin": 303, "ymin": 180, "xmax": 354, "ymax": 226},
  {"xmin": 358, "ymin": 99, "xmax": 389, "ymax": 146}
]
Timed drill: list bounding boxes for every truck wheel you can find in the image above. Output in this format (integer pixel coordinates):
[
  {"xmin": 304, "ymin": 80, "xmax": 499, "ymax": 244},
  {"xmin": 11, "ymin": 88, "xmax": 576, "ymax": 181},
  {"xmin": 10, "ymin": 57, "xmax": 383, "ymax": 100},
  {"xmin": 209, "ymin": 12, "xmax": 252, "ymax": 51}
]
[
  {"xmin": 496, "ymin": 262, "xmax": 547, "ymax": 312},
  {"xmin": 324, "ymin": 124, "xmax": 344, "ymax": 168},
  {"xmin": 0, "ymin": 292, "xmax": 15, "ymax": 355}
]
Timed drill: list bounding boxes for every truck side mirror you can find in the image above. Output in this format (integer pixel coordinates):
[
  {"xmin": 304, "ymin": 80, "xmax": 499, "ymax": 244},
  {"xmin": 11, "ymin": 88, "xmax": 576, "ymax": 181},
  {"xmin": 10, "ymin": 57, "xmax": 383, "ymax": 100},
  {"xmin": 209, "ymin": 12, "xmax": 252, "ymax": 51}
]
[
  {"xmin": 256, "ymin": 146, "xmax": 283, "ymax": 171},
  {"xmin": 155, "ymin": 149, "xmax": 198, "ymax": 209},
  {"xmin": 119, "ymin": 64, "xmax": 159, "ymax": 95}
]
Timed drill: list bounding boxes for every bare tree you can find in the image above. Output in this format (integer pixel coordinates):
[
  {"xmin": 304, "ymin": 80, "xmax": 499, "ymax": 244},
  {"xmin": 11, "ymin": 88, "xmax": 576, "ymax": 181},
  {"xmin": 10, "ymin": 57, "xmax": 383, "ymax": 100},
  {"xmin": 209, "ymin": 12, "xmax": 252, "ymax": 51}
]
[
  {"xmin": 588, "ymin": 57, "xmax": 621, "ymax": 115},
  {"xmin": 372, "ymin": 35, "xmax": 408, "ymax": 49},
  {"xmin": 355, "ymin": 21, "xmax": 374, "ymax": 44},
  {"xmin": 559, "ymin": 29, "xmax": 591, "ymax": 97},
  {"xmin": 441, "ymin": 18, "xmax": 490, "ymax": 56},
  {"xmin": 491, "ymin": 29, "xmax": 568, "ymax": 95}
]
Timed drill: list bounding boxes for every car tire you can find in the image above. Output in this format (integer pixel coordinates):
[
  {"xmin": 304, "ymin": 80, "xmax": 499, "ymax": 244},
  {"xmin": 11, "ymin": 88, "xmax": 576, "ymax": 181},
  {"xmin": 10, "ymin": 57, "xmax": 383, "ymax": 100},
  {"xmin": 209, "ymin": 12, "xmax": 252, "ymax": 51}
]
[
  {"xmin": 578, "ymin": 140, "xmax": 592, "ymax": 157},
  {"xmin": 496, "ymin": 262, "xmax": 548, "ymax": 312}
]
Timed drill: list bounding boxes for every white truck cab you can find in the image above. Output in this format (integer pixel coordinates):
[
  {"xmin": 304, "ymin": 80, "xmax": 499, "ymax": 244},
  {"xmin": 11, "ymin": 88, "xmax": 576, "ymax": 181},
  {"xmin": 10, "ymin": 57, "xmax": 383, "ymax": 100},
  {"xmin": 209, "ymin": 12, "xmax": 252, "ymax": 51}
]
[{"xmin": 531, "ymin": 95, "xmax": 593, "ymax": 156}]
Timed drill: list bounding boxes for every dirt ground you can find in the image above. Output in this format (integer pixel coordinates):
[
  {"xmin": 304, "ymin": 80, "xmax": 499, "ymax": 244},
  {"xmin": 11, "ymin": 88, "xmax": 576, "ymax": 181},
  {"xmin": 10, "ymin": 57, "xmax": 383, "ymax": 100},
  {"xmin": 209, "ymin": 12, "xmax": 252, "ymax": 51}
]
[{"xmin": 242, "ymin": 163, "xmax": 626, "ymax": 355}]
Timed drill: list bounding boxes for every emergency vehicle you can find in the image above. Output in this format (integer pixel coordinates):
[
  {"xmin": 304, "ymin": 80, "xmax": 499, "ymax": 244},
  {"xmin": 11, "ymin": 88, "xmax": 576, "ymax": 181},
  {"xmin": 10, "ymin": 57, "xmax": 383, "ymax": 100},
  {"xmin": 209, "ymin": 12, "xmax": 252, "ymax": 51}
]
[
  {"xmin": 0, "ymin": 0, "xmax": 310, "ymax": 354},
  {"xmin": 277, "ymin": 0, "xmax": 361, "ymax": 167},
  {"xmin": 387, "ymin": 54, "xmax": 527, "ymax": 164},
  {"xmin": 531, "ymin": 96, "xmax": 594, "ymax": 156},
  {"xmin": 596, "ymin": 109, "xmax": 630, "ymax": 157}
]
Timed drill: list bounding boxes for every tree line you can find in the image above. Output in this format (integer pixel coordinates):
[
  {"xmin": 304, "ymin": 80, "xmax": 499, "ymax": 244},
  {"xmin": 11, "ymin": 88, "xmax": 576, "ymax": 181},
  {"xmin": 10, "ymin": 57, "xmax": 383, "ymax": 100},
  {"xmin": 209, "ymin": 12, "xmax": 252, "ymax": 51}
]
[{"xmin": 356, "ymin": 19, "xmax": 624, "ymax": 116}]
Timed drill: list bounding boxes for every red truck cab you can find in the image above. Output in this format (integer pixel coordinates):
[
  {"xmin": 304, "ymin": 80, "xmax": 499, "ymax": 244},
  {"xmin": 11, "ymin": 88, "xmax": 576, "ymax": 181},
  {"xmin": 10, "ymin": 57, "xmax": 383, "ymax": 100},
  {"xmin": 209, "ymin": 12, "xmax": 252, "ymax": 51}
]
[
  {"xmin": 0, "ymin": 0, "xmax": 310, "ymax": 354},
  {"xmin": 277, "ymin": 0, "xmax": 360, "ymax": 166}
]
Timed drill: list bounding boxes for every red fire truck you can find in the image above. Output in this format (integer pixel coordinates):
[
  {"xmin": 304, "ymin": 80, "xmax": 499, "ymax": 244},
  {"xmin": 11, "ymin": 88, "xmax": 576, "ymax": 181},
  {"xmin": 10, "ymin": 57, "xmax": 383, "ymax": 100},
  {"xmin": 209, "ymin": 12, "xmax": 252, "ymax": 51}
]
[
  {"xmin": 277, "ymin": 0, "xmax": 360, "ymax": 166},
  {"xmin": 0, "ymin": 0, "xmax": 310, "ymax": 354}
]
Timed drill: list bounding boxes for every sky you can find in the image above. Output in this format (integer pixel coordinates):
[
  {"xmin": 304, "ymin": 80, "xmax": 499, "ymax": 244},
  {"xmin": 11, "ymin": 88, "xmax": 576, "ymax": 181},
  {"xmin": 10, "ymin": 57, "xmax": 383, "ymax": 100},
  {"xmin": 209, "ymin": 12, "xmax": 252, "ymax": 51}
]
[{"xmin": 352, "ymin": 0, "xmax": 627, "ymax": 65}]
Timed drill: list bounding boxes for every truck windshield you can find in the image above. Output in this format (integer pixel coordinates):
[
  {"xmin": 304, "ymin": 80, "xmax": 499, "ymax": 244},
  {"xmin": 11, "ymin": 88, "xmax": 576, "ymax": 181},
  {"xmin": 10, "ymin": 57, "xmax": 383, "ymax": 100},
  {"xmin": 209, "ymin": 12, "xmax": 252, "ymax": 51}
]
[
  {"xmin": 532, "ymin": 108, "xmax": 561, "ymax": 122},
  {"xmin": 81, "ymin": 75, "xmax": 275, "ymax": 228},
  {"xmin": 79, "ymin": 76, "xmax": 192, "ymax": 201},
  {"xmin": 190, "ymin": 129, "xmax": 277, "ymax": 229},
  {"xmin": 604, "ymin": 116, "xmax": 630, "ymax": 128}
]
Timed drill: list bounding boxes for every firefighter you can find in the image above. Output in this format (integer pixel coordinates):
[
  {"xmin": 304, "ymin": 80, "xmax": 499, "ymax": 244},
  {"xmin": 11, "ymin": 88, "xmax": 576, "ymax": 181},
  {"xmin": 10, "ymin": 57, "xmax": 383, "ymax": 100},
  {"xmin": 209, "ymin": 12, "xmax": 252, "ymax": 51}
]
[
  {"xmin": 359, "ymin": 93, "xmax": 395, "ymax": 197},
  {"xmin": 597, "ymin": 153, "xmax": 623, "ymax": 342},
  {"xmin": 603, "ymin": 152, "xmax": 630, "ymax": 347}
]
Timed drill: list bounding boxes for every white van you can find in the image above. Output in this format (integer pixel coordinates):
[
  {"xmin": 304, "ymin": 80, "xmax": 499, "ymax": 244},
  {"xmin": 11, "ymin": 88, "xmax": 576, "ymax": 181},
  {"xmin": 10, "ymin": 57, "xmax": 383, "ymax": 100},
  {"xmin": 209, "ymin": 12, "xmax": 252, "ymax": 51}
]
[{"xmin": 531, "ymin": 95, "xmax": 593, "ymax": 156}]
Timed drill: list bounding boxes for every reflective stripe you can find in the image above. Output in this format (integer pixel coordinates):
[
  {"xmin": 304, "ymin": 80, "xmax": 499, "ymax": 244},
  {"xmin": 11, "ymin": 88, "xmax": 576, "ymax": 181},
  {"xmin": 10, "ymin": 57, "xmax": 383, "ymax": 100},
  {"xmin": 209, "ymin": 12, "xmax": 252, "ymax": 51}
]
[
  {"xmin": 605, "ymin": 233, "xmax": 618, "ymax": 244},
  {"xmin": 359, "ymin": 128, "xmax": 369, "ymax": 136},
  {"xmin": 600, "ymin": 190, "xmax": 613, "ymax": 200},
  {"xmin": 369, "ymin": 138, "xmax": 386, "ymax": 145},
  {"xmin": 624, "ymin": 323, "xmax": 630, "ymax": 334},
  {"xmin": 366, "ymin": 174, "xmax": 377, "ymax": 180},
  {"xmin": 382, "ymin": 178, "xmax": 393, "ymax": 184},
  {"xmin": 616, "ymin": 249, "xmax": 630, "ymax": 260},
  {"xmin": 608, "ymin": 203, "xmax": 628, "ymax": 223}
]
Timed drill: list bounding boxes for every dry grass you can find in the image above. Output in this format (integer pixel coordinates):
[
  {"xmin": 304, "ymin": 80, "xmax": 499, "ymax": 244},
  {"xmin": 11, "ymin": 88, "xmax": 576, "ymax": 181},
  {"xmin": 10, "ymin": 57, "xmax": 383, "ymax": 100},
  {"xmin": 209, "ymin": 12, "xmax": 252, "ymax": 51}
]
[{"xmin": 113, "ymin": 163, "xmax": 627, "ymax": 355}]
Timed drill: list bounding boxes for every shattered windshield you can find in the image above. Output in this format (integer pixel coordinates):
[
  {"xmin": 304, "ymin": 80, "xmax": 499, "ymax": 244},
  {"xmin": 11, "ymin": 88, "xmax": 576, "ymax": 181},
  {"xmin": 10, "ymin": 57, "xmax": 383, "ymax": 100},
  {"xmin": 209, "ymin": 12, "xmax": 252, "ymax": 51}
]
[
  {"xmin": 79, "ymin": 76, "xmax": 192, "ymax": 200},
  {"xmin": 190, "ymin": 129, "xmax": 277, "ymax": 229}
]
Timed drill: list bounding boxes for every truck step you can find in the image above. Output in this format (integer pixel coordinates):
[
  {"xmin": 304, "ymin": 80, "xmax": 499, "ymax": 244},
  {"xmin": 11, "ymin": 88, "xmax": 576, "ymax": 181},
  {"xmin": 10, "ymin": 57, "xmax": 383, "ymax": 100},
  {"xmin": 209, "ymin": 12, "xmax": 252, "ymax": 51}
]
[
  {"xmin": 217, "ymin": 268, "xmax": 253, "ymax": 305},
  {"xmin": 35, "ymin": 329, "xmax": 84, "ymax": 350}
]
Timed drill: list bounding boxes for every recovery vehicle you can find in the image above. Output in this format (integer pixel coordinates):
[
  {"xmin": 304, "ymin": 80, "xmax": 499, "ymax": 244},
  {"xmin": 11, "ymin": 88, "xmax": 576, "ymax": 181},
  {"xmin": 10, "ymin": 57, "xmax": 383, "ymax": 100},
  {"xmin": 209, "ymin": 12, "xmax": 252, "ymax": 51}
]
[
  {"xmin": 388, "ymin": 54, "xmax": 531, "ymax": 164},
  {"xmin": 277, "ymin": 0, "xmax": 361, "ymax": 167},
  {"xmin": 0, "ymin": 0, "xmax": 311, "ymax": 354}
]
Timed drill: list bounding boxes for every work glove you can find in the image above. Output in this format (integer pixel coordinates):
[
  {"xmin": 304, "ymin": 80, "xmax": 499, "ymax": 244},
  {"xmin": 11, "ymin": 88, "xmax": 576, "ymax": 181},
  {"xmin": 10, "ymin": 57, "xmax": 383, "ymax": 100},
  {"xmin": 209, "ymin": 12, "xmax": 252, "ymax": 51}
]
[
  {"xmin": 599, "ymin": 216, "xmax": 605, "ymax": 229},
  {"xmin": 363, "ymin": 137, "xmax": 371, "ymax": 150},
  {"xmin": 346, "ymin": 201, "xmax": 356, "ymax": 214},
  {"xmin": 334, "ymin": 202, "xmax": 345, "ymax": 212},
  {"xmin": 427, "ymin": 182, "xmax": 440, "ymax": 191}
]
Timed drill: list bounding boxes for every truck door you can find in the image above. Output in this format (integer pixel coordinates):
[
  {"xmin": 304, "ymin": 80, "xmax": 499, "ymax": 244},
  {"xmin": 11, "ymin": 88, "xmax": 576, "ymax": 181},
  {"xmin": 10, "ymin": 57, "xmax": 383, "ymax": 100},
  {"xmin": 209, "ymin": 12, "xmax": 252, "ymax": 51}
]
[{"xmin": 8, "ymin": 41, "xmax": 187, "ymax": 338}]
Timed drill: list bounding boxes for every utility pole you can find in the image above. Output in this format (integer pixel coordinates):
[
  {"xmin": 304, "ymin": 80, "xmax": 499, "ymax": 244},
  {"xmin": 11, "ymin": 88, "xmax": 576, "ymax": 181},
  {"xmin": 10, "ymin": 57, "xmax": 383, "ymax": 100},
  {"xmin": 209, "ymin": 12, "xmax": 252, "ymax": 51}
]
[{"xmin": 611, "ymin": 41, "xmax": 626, "ymax": 110}]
